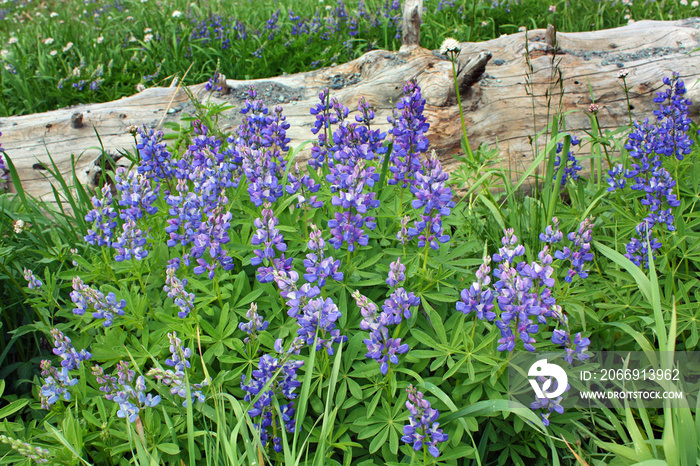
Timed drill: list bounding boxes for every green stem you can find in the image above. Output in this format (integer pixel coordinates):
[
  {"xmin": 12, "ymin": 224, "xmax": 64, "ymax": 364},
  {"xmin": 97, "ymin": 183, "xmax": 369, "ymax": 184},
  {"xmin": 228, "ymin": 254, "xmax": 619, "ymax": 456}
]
[{"xmin": 451, "ymin": 56, "xmax": 474, "ymax": 164}]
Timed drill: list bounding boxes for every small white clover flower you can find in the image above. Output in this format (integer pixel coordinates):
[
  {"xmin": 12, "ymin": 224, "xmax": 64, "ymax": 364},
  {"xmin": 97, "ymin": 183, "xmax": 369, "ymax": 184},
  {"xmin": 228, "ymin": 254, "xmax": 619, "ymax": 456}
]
[
  {"xmin": 43, "ymin": 38, "xmax": 54, "ymax": 45},
  {"xmin": 172, "ymin": 10, "xmax": 182, "ymax": 18},
  {"xmin": 144, "ymin": 27, "xmax": 152, "ymax": 34},
  {"xmin": 8, "ymin": 37, "xmax": 17, "ymax": 45},
  {"xmin": 681, "ymin": 0, "xmax": 688, "ymax": 5},
  {"xmin": 692, "ymin": 0, "xmax": 699, "ymax": 7},
  {"xmin": 439, "ymin": 37, "xmax": 461, "ymax": 56},
  {"xmin": 50, "ymin": 12, "xmax": 58, "ymax": 18},
  {"xmin": 13, "ymin": 219, "xmax": 25, "ymax": 234},
  {"xmin": 143, "ymin": 33, "xmax": 153, "ymax": 43},
  {"xmin": 49, "ymin": 50, "xmax": 57, "ymax": 56},
  {"xmin": 62, "ymin": 42, "xmax": 73, "ymax": 52},
  {"xmin": 96, "ymin": 36, "xmax": 104, "ymax": 44}
]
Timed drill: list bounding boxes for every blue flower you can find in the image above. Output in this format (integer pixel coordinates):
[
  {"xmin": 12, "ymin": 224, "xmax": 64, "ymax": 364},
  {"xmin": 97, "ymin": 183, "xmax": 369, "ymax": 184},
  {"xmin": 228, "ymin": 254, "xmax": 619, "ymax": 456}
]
[{"xmin": 401, "ymin": 385, "xmax": 448, "ymax": 458}]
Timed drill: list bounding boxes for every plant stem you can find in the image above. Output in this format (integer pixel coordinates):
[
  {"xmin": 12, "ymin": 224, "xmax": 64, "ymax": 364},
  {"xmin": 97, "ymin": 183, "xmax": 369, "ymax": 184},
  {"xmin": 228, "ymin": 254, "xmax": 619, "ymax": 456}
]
[{"xmin": 451, "ymin": 56, "xmax": 474, "ymax": 164}]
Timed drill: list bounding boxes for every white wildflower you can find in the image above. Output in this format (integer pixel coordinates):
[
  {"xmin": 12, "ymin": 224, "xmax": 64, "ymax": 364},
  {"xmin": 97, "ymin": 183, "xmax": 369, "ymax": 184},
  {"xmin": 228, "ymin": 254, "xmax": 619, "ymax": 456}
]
[
  {"xmin": 62, "ymin": 42, "xmax": 73, "ymax": 52},
  {"xmin": 49, "ymin": 50, "xmax": 57, "ymax": 56},
  {"xmin": 172, "ymin": 10, "xmax": 182, "ymax": 18},
  {"xmin": 681, "ymin": 0, "xmax": 688, "ymax": 5},
  {"xmin": 692, "ymin": 0, "xmax": 699, "ymax": 7},
  {"xmin": 144, "ymin": 28, "xmax": 152, "ymax": 33},
  {"xmin": 8, "ymin": 37, "xmax": 17, "ymax": 45},
  {"xmin": 96, "ymin": 36, "xmax": 104, "ymax": 44},
  {"xmin": 50, "ymin": 12, "xmax": 58, "ymax": 18},
  {"xmin": 13, "ymin": 220, "xmax": 25, "ymax": 234},
  {"xmin": 439, "ymin": 37, "xmax": 461, "ymax": 56},
  {"xmin": 548, "ymin": 5, "xmax": 556, "ymax": 13},
  {"xmin": 518, "ymin": 26, "xmax": 526, "ymax": 32},
  {"xmin": 143, "ymin": 34, "xmax": 153, "ymax": 43},
  {"xmin": 136, "ymin": 83, "xmax": 146, "ymax": 92},
  {"xmin": 43, "ymin": 38, "xmax": 54, "ymax": 45}
]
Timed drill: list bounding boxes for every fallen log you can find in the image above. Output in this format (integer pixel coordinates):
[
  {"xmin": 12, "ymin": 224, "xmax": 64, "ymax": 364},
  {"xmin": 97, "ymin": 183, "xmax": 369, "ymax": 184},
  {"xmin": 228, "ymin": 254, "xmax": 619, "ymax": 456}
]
[{"xmin": 1, "ymin": 8, "xmax": 700, "ymax": 201}]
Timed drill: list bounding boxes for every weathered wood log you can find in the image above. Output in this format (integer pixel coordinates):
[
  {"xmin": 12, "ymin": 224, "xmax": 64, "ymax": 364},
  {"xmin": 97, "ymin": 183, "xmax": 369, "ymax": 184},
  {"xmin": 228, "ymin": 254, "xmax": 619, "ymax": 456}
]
[{"xmin": 2, "ymin": 18, "xmax": 700, "ymax": 202}]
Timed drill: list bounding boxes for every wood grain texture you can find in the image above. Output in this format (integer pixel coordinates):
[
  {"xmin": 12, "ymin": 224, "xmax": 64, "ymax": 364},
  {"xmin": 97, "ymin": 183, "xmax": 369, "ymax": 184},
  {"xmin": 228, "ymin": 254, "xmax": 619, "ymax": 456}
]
[{"xmin": 2, "ymin": 19, "xmax": 700, "ymax": 202}]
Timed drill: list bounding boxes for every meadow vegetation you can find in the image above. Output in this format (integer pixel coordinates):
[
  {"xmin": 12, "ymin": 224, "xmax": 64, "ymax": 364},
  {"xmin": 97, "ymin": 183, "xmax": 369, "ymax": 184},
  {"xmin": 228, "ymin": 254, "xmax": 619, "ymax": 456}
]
[{"xmin": 1, "ymin": 0, "xmax": 700, "ymax": 465}]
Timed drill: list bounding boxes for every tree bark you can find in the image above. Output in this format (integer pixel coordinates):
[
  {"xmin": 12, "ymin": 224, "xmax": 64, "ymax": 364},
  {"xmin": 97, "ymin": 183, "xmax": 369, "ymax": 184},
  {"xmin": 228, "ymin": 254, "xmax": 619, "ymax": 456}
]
[{"xmin": 2, "ymin": 19, "xmax": 700, "ymax": 201}]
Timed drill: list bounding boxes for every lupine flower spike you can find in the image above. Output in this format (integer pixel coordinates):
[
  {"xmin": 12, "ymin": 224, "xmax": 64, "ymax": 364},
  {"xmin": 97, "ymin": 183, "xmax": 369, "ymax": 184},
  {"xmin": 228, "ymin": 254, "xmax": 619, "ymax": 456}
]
[{"xmin": 401, "ymin": 385, "xmax": 449, "ymax": 458}]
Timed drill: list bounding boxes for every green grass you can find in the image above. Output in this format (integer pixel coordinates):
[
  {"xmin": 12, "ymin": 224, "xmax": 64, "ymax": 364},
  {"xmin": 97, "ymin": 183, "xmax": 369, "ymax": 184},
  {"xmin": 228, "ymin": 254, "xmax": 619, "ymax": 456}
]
[{"xmin": 0, "ymin": 0, "xmax": 697, "ymax": 116}]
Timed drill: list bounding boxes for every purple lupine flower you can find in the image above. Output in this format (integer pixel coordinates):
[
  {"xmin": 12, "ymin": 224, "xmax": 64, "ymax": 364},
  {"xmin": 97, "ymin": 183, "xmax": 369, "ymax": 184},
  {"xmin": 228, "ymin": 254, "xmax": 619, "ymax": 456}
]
[
  {"xmin": 652, "ymin": 72, "xmax": 693, "ymax": 161},
  {"xmin": 136, "ymin": 126, "xmax": 173, "ymax": 181},
  {"xmin": 114, "ymin": 167, "xmax": 159, "ymax": 222},
  {"xmin": 407, "ymin": 150, "xmax": 455, "ymax": 250},
  {"xmin": 70, "ymin": 276, "xmax": 126, "ymax": 326},
  {"xmin": 204, "ymin": 70, "xmax": 228, "ymax": 93},
  {"xmin": 84, "ymin": 184, "xmax": 118, "ymax": 247},
  {"xmin": 614, "ymin": 73, "xmax": 689, "ymax": 267},
  {"xmin": 323, "ymin": 96, "xmax": 385, "ymax": 251},
  {"xmin": 539, "ymin": 217, "xmax": 563, "ymax": 243},
  {"xmin": 92, "ymin": 364, "xmax": 119, "ymax": 395},
  {"xmin": 382, "ymin": 287, "xmax": 420, "ymax": 324},
  {"xmin": 165, "ymin": 332, "xmax": 191, "ymax": 371},
  {"xmin": 353, "ymin": 289, "xmax": 412, "ymax": 375},
  {"xmin": 530, "ymin": 375, "xmax": 568, "ymax": 426},
  {"xmin": 163, "ymin": 265, "xmax": 196, "ymax": 318},
  {"xmin": 552, "ymin": 135, "xmax": 582, "ymax": 185},
  {"xmin": 113, "ymin": 218, "xmax": 149, "ymax": 262},
  {"xmin": 39, "ymin": 329, "xmax": 92, "ymax": 409},
  {"xmin": 309, "ymin": 88, "xmax": 349, "ymax": 169},
  {"xmin": 401, "ymin": 385, "xmax": 449, "ymax": 458},
  {"xmin": 147, "ymin": 332, "xmax": 207, "ymax": 407},
  {"xmin": 165, "ymin": 123, "xmax": 237, "ymax": 278},
  {"xmin": 286, "ymin": 163, "xmax": 323, "ymax": 208},
  {"xmin": 492, "ymin": 228, "xmax": 525, "ymax": 265},
  {"xmin": 39, "ymin": 360, "xmax": 76, "ymax": 409},
  {"xmin": 625, "ymin": 221, "xmax": 663, "ymax": 268},
  {"xmin": 388, "ymin": 79, "xmax": 429, "ymax": 188},
  {"xmin": 606, "ymin": 163, "xmax": 626, "ymax": 192},
  {"xmin": 397, "ymin": 215, "xmax": 410, "ymax": 244},
  {"xmin": 231, "ymin": 88, "xmax": 289, "ymax": 205},
  {"xmin": 251, "ymin": 203, "xmax": 289, "ymax": 283},
  {"xmin": 239, "ymin": 303, "xmax": 269, "ymax": 344},
  {"xmin": 23, "ymin": 268, "xmax": 43, "ymax": 289},
  {"xmin": 459, "ymin": 227, "xmax": 591, "ymax": 355},
  {"xmin": 554, "ymin": 217, "xmax": 595, "ymax": 282},
  {"xmin": 240, "ymin": 345, "xmax": 304, "ymax": 453},
  {"xmin": 303, "ymin": 224, "xmax": 344, "ymax": 287},
  {"xmin": 105, "ymin": 361, "xmax": 161, "ymax": 423},
  {"xmin": 456, "ymin": 256, "xmax": 496, "ymax": 321},
  {"xmin": 386, "ymin": 257, "xmax": 406, "ymax": 287},
  {"xmin": 92, "ymin": 291, "xmax": 128, "ymax": 327},
  {"xmin": 50, "ymin": 329, "xmax": 91, "ymax": 371},
  {"xmin": 295, "ymin": 297, "xmax": 347, "ymax": 355}
]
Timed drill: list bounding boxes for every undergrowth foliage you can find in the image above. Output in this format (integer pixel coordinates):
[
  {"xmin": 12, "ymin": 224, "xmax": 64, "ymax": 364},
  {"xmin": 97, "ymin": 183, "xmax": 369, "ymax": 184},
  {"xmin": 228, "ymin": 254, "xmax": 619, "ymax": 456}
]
[{"xmin": 1, "ymin": 69, "xmax": 700, "ymax": 465}]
